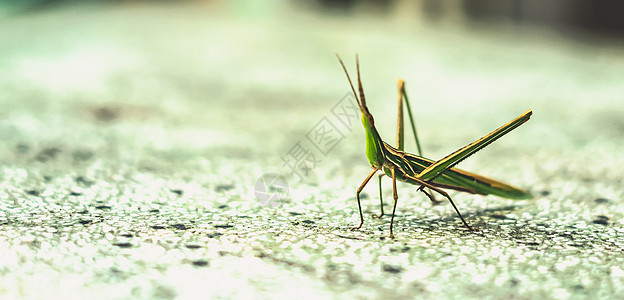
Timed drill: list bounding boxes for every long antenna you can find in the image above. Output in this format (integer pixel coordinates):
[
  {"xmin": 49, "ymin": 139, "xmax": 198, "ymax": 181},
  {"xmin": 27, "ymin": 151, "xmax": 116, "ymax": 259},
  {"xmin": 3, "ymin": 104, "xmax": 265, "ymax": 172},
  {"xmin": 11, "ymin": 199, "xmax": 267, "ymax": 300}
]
[
  {"xmin": 336, "ymin": 54, "xmax": 362, "ymax": 108},
  {"xmin": 355, "ymin": 54, "xmax": 367, "ymax": 109}
]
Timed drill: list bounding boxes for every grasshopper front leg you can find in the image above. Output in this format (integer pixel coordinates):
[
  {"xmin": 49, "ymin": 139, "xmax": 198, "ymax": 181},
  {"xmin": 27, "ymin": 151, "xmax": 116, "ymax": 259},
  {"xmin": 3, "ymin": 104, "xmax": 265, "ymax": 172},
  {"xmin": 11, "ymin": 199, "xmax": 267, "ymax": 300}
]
[
  {"xmin": 389, "ymin": 167, "xmax": 399, "ymax": 238},
  {"xmin": 352, "ymin": 168, "xmax": 378, "ymax": 231},
  {"xmin": 372, "ymin": 173, "xmax": 385, "ymax": 218}
]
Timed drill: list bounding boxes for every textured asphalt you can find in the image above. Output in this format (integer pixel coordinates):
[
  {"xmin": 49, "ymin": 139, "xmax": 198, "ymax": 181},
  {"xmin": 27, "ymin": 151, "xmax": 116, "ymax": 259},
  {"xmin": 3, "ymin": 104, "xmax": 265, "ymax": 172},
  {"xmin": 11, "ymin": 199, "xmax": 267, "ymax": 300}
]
[{"xmin": 1, "ymin": 2, "xmax": 623, "ymax": 299}]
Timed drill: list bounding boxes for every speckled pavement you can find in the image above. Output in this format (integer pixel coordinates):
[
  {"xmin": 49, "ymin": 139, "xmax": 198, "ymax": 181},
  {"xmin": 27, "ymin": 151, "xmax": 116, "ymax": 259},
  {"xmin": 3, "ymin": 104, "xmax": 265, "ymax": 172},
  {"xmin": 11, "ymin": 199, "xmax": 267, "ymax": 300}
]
[{"xmin": 0, "ymin": 2, "xmax": 623, "ymax": 299}]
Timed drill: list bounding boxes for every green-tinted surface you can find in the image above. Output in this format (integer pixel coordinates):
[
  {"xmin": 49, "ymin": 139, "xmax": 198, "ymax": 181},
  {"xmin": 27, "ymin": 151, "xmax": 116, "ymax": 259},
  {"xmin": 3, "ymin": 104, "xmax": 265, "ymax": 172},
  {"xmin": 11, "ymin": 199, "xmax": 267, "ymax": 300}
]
[{"xmin": 1, "ymin": 2, "xmax": 623, "ymax": 299}]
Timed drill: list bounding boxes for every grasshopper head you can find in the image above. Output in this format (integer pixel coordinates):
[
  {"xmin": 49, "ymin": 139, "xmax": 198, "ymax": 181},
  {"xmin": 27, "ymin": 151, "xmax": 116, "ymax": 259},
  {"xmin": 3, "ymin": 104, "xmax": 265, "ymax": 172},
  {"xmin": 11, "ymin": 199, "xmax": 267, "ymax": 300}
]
[{"xmin": 337, "ymin": 54, "xmax": 386, "ymax": 169}]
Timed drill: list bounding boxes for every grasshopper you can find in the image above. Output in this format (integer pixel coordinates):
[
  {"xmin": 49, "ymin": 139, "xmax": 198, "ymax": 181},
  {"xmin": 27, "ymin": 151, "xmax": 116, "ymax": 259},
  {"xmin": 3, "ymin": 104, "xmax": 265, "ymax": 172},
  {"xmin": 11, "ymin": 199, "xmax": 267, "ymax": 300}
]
[{"xmin": 337, "ymin": 54, "xmax": 532, "ymax": 238}]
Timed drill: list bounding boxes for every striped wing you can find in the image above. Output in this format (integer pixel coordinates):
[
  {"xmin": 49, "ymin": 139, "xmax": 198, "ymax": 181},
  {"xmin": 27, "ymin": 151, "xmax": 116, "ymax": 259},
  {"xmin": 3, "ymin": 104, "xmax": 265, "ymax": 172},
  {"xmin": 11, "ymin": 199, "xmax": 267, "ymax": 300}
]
[
  {"xmin": 384, "ymin": 142, "xmax": 532, "ymax": 200},
  {"xmin": 417, "ymin": 110, "xmax": 532, "ymax": 182}
]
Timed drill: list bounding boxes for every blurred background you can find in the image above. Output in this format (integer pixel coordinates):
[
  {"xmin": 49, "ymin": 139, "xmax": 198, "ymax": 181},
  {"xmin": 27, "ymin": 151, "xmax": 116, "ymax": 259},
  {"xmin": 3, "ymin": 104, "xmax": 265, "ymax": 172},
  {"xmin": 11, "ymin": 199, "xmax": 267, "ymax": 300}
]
[
  {"xmin": 2, "ymin": 0, "xmax": 623, "ymax": 183},
  {"xmin": 2, "ymin": 0, "xmax": 623, "ymax": 193},
  {"xmin": 3, "ymin": 0, "xmax": 624, "ymax": 35}
]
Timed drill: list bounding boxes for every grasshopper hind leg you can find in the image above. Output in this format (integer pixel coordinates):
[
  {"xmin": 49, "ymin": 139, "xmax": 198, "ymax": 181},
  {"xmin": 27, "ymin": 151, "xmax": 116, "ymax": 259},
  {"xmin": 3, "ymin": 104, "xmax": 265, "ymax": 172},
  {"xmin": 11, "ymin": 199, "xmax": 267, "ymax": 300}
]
[
  {"xmin": 398, "ymin": 80, "xmax": 441, "ymax": 204},
  {"xmin": 406, "ymin": 176, "xmax": 474, "ymax": 231},
  {"xmin": 418, "ymin": 185, "xmax": 445, "ymax": 205}
]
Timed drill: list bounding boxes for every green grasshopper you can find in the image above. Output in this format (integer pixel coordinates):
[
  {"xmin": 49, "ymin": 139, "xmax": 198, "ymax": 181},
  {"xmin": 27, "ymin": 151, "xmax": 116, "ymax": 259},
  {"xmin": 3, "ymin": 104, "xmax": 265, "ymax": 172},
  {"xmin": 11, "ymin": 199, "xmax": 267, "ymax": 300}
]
[{"xmin": 337, "ymin": 54, "xmax": 532, "ymax": 238}]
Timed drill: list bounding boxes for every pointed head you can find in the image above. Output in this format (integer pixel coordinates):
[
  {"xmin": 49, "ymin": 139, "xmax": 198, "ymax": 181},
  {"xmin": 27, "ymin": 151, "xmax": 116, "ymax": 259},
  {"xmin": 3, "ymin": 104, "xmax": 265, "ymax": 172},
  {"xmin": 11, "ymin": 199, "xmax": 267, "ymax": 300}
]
[
  {"xmin": 336, "ymin": 54, "xmax": 386, "ymax": 169},
  {"xmin": 336, "ymin": 54, "xmax": 375, "ymax": 127}
]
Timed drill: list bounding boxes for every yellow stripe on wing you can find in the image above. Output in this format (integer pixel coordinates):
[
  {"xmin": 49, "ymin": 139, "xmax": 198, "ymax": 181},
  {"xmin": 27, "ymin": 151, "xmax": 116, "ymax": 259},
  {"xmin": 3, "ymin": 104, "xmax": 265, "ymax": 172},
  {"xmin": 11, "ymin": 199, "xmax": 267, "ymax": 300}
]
[{"xmin": 417, "ymin": 110, "xmax": 532, "ymax": 182}]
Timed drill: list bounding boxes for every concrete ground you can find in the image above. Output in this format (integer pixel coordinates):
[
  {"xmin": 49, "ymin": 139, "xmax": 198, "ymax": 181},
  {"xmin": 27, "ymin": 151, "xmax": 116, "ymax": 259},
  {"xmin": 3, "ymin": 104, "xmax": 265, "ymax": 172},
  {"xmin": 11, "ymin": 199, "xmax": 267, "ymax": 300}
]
[{"xmin": 0, "ymin": 2, "xmax": 623, "ymax": 299}]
